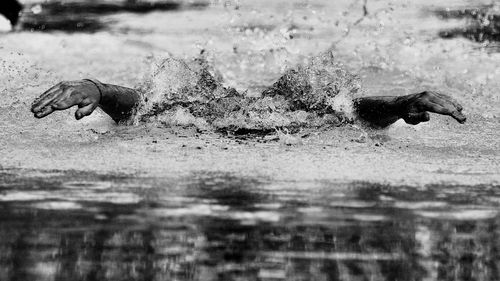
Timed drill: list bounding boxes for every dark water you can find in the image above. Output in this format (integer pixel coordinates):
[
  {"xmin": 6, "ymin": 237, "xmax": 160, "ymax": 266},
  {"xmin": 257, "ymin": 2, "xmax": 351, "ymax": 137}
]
[
  {"xmin": 1, "ymin": 170, "xmax": 500, "ymax": 281},
  {"xmin": 434, "ymin": 5, "xmax": 500, "ymax": 51},
  {"xmin": 19, "ymin": 0, "xmax": 208, "ymax": 32}
]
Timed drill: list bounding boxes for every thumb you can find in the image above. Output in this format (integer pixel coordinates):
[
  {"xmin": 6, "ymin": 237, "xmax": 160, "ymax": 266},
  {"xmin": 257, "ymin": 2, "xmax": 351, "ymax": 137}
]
[
  {"xmin": 403, "ymin": 112, "xmax": 430, "ymax": 125},
  {"xmin": 450, "ymin": 110, "xmax": 466, "ymax": 124},
  {"xmin": 75, "ymin": 102, "xmax": 97, "ymax": 120}
]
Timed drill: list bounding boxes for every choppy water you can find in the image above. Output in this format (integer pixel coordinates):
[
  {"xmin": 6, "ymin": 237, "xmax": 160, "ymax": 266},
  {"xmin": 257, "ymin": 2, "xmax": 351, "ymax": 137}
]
[
  {"xmin": 1, "ymin": 170, "xmax": 500, "ymax": 281},
  {"xmin": 435, "ymin": 4, "xmax": 500, "ymax": 51},
  {"xmin": 0, "ymin": 0, "xmax": 498, "ymax": 190},
  {"xmin": 130, "ymin": 53, "xmax": 358, "ymax": 132},
  {"xmin": 1, "ymin": 2, "xmax": 500, "ymax": 279}
]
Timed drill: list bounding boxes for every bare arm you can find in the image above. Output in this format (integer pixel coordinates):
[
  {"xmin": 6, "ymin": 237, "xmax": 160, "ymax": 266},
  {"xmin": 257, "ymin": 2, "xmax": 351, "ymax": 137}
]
[
  {"xmin": 354, "ymin": 91, "xmax": 466, "ymax": 128},
  {"xmin": 31, "ymin": 79, "xmax": 141, "ymax": 123}
]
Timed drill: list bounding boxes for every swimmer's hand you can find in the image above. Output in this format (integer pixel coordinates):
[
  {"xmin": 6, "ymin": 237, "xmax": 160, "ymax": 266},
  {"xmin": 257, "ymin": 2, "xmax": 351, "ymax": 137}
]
[
  {"xmin": 355, "ymin": 91, "xmax": 466, "ymax": 128},
  {"xmin": 32, "ymin": 79, "xmax": 141, "ymax": 123},
  {"xmin": 396, "ymin": 91, "xmax": 466, "ymax": 125},
  {"xmin": 31, "ymin": 80, "xmax": 101, "ymax": 120}
]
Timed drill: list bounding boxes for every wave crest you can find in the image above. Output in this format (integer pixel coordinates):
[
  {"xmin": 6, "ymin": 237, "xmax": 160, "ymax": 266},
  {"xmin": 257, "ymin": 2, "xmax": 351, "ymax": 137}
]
[{"xmin": 133, "ymin": 52, "xmax": 361, "ymax": 133}]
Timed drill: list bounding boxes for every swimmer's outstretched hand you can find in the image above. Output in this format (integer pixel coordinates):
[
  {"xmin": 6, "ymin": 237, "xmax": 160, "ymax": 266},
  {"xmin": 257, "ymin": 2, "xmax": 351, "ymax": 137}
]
[
  {"xmin": 396, "ymin": 91, "xmax": 466, "ymax": 125},
  {"xmin": 32, "ymin": 79, "xmax": 141, "ymax": 123},
  {"xmin": 355, "ymin": 91, "xmax": 466, "ymax": 128},
  {"xmin": 31, "ymin": 80, "xmax": 101, "ymax": 120}
]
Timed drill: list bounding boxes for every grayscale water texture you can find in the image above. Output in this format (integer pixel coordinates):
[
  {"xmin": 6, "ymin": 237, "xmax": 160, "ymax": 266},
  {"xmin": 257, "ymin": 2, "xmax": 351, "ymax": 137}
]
[
  {"xmin": 1, "ymin": 1, "xmax": 500, "ymax": 280},
  {"xmin": 1, "ymin": 170, "xmax": 500, "ymax": 281},
  {"xmin": 1, "ymin": 0, "xmax": 499, "ymax": 184}
]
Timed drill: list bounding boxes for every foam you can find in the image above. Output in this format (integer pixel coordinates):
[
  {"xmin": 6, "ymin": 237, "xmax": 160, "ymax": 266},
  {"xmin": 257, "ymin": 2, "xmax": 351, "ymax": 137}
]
[{"xmin": 132, "ymin": 52, "xmax": 361, "ymax": 133}]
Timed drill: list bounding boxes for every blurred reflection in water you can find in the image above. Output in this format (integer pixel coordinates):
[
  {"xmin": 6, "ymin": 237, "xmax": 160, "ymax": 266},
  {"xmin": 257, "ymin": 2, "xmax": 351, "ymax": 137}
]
[
  {"xmin": 19, "ymin": 0, "xmax": 208, "ymax": 32},
  {"xmin": 0, "ymin": 171, "xmax": 499, "ymax": 281},
  {"xmin": 434, "ymin": 4, "xmax": 500, "ymax": 52}
]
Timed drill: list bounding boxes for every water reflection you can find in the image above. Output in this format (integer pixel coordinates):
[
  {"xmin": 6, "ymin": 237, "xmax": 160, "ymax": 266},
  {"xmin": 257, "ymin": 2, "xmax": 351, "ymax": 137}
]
[
  {"xmin": 0, "ymin": 171, "xmax": 499, "ymax": 280},
  {"xmin": 20, "ymin": 0, "xmax": 208, "ymax": 32},
  {"xmin": 434, "ymin": 5, "xmax": 500, "ymax": 51}
]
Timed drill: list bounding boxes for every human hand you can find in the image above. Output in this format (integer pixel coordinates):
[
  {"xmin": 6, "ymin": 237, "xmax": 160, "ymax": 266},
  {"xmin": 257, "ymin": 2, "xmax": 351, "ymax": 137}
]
[
  {"xmin": 397, "ymin": 91, "xmax": 466, "ymax": 125},
  {"xmin": 31, "ymin": 80, "xmax": 101, "ymax": 120}
]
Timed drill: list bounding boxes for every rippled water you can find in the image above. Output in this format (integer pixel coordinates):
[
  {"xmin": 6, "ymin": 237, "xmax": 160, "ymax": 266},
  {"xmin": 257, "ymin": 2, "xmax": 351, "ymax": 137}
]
[
  {"xmin": 0, "ymin": 0, "xmax": 498, "ymax": 183},
  {"xmin": 1, "ymin": 170, "xmax": 500, "ymax": 281},
  {"xmin": 1, "ymin": 1, "xmax": 500, "ymax": 279},
  {"xmin": 435, "ymin": 4, "xmax": 500, "ymax": 50}
]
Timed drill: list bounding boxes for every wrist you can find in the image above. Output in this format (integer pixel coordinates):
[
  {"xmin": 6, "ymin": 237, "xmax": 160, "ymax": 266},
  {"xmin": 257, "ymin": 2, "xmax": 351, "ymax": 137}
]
[
  {"xmin": 392, "ymin": 96, "xmax": 410, "ymax": 118},
  {"xmin": 83, "ymin": 79, "xmax": 104, "ymax": 104}
]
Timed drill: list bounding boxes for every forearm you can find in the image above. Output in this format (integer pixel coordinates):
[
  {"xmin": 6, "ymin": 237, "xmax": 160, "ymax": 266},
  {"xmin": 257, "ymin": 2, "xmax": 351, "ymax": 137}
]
[
  {"xmin": 353, "ymin": 96, "xmax": 402, "ymax": 128},
  {"xmin": 85, "ymin": 79, "xmax": 142, "ymax": 123}
]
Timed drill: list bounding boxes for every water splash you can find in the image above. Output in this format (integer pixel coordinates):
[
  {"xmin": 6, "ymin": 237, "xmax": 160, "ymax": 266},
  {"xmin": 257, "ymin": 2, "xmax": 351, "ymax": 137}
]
[{"xmin": 133, "ymin": 52, "xmax": 361, "ymax": 133}]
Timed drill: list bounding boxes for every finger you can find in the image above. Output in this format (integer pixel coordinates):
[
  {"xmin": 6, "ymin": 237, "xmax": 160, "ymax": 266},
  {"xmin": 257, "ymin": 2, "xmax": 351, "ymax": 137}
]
[
  {"xmin": 31, "ymin": 84, "xmax": 62, "ymax": 109},
  {"xmin": 428, "ymin": 92, "xmax": 463, "ymax": 112},
  {"xmin": 450, "ymin": 110, "xmax": 466, "ymax": 123},
  {"xmin": 33, "ymin": 106, "xmax": 54, "ymax": 119},
  {"xmin": 74, "ymin": 102, "xmax": 97, "ymax": 120},
  {"xmin": 31, "ymin": 88, "xmax": 63, "ymax": 113},
  {"xmin": 425, "ymin": 102, "xmax": 450, "ymax": 115},
  {"xmin": 426, "ymin": 102, "xmax": 466, "ymax": 124},
  {"xmin": 440, "ymin": 95, "xmax": 464, "ymax": 111},
  {"xmin": 34, "ymin": 83, "xmax": 61, "ymax": 101},
  {"xmin": 51, "ymin": 89, "xmax": 78, "ymax": 110},
  {"xmin": 412, "ymin": 112, "xmax": 430, "ymax": 122},
  {"xmin": 404, "ymin": 112, "xmax": 430, "ymax": 125}
]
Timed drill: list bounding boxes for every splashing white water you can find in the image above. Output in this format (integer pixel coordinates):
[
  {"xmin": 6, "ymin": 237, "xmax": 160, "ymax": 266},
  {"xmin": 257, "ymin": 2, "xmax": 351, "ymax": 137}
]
[{"xmin": 131, "ymin": 52, "xmax": 360, "ymax": 132}]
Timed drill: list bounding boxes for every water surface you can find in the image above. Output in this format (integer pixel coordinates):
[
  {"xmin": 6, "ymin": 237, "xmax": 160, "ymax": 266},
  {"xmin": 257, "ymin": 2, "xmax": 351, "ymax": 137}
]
[{"xmin": 1, "ymin": 170, "xmax": 499, "ymax": 281}]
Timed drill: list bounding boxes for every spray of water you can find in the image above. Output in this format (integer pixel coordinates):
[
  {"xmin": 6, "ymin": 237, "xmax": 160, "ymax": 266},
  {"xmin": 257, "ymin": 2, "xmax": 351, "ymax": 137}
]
[{"xmin": 133, "ymin": 51, "xmax": 361, "ymax": 133}]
